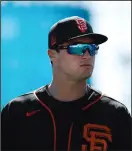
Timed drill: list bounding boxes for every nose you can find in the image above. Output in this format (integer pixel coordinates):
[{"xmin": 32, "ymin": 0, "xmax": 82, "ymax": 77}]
[{"xmin": 82, "ymin": 50, "xmax": 91, "ymax": 59}]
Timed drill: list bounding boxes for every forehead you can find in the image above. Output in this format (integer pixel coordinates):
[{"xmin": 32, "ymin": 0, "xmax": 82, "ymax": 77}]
[{"xmin": 62, "ymin": 36, "xmax": 94, "ymax": 46}]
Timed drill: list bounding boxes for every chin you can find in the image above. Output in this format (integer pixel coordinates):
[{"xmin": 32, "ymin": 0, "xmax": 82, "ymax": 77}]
[
  {"xmin": 70, "ymin": 71, "xmax": 92, "ymax": 81},
  {"xmin": 83, "ymin": 72, "xmax": 92, "ymax": 79},
  {"xmin": 78, "ymin": 74, "xmax": 92, "ymax": 81},
  {"xmin": 82, "ymin": 76, "xmax": 91, "ymax": 81}
]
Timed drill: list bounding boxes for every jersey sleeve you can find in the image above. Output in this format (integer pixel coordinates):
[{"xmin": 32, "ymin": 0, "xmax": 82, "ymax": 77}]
[
  {"xmin": 115, "ymin": 106, "xmax": 132, "ymax": 151},
  {"xmin": 1, "ymin": 100, "xmax": 22, "ymax": 151},
  {"xmin": 1, "ymin": 93, "xmax": 37, "ymax": 151},
  {"xmin": 1, "ymin": 103, "xmax": 14, "ymax": 150}
]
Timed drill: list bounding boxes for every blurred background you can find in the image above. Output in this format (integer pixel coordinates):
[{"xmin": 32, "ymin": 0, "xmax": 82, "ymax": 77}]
[{"xmin": 1, "ymin": 1, "xmax": 131, "ymax": 113}]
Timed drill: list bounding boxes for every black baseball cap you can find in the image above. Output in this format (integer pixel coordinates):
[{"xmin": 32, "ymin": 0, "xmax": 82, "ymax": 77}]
[{"xmin": 48, "ymin": 16, "xmax": 108, "ymax": 49}]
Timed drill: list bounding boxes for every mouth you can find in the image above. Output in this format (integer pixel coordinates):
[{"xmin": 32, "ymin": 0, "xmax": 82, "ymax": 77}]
[{"xmin": 80, "ymin": 64, "xmax": 92, "ymax": 67}]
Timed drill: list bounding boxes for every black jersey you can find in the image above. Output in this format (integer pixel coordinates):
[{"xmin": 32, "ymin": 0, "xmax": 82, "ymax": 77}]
[{"xmin": 1, "ymin": 85, "xmax": 132, "ymax": 151}]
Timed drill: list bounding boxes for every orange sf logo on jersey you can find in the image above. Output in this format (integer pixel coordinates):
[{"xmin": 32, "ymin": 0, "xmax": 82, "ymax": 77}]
[{"xmin": 82, "ymin": 123, "xmax": 112, "ymax": 151}]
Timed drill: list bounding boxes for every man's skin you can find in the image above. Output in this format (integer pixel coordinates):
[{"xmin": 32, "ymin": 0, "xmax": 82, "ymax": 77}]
[{"xmin": 48, "ymin": 37, "xmax": 95, "ymax": 102}]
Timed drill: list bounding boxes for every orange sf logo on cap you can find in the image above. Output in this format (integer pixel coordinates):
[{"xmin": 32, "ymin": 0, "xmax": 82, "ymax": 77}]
[{"xmin": 75, "ymin": 19, "xmax": 87, "ymax": 33}]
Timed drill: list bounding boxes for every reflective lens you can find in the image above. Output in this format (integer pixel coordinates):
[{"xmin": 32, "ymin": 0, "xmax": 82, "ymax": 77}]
[{"xmin": 68, "ymin": 44, "xmax": 99, "ymax": 56}]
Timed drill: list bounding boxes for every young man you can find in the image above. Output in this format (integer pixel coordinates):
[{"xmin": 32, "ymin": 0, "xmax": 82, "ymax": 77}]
[{"xmin": 1, "ymin": 16, "xmax": 131, "ymax": 151}]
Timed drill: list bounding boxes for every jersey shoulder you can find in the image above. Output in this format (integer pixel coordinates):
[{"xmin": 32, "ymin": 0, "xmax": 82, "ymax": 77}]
[
  {"xmin": 88, "ymin": 85, "xmax": 130, "ymax": 115},
  {"xmin": 1, "ymin": 85, "xmax": 47, "ymax": 116}
]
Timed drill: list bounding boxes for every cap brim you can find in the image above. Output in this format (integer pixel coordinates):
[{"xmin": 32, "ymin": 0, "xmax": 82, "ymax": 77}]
[{"xmin": 69, "ymin": 33, "xmax": 108, "ymax": 45}]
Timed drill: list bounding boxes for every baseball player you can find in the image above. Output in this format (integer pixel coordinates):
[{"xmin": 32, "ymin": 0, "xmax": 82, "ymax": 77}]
[{"xmin": 1, "ymin": 16, "xmax": 131, "ymax": 151}]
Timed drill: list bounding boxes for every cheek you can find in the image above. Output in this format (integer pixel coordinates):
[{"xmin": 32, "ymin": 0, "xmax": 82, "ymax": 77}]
[{"xmin": 59, "ymin": 55, "xmax": 80, "ymax": 70}]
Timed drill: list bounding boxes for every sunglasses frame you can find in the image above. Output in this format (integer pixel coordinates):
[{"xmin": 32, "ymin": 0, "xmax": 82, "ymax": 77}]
[{"xmin": 56, "ymin": 43, "xmax": 99, "ymax": 56}]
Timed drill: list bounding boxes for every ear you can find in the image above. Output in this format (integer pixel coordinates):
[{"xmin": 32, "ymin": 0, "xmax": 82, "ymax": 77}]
[{"xmin": 48, "ymin": 49, "xmax": 58, "ymax": 62}]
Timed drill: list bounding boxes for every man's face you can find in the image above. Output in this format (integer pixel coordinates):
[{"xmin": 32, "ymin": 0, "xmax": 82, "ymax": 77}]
[{"xmin": 50, "ymin": 37, "xmax": 96, "ymax": 81}]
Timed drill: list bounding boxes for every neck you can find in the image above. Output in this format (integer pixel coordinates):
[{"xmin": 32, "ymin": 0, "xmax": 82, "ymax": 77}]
[{"xmin": 48, "ymin": 78, "xmax": 88, "ymax": 102}]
